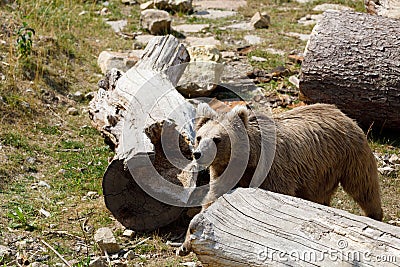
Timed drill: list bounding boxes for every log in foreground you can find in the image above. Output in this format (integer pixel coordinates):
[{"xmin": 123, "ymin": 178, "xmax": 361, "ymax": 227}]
[
  {"xmin": 188, "ymin": 188, "xmax": 400, "ymax": 267},
  {"xmin": 300, "ymin": 11, "xmax": 400, "ymax": 131},
  {"xmin": 89, "ymin": 35, "xmax": 196, "ymax": 231}
]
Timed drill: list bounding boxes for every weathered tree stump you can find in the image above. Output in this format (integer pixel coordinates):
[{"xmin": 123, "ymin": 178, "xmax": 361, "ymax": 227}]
[
  {"xmin": 187, "ymin": 188, "xmax": 400, "ymax": 266},
  {"xmin": 300, "ymin": 11, "xmax": 400, "ymax": 131},
  {"xmin": 89, "ymin": 35, "xmax": 197, "ymax": 231}
]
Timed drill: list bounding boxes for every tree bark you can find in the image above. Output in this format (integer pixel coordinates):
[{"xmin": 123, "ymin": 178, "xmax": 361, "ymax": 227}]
[
  {"xmin": 299, "ymin": 11, "xmax": 400, "ymax": 131},
  {"xmin": 89, "ymin": 35, "xmax": 197, "ymax": 231},
  {"xmin": 188, "ymin": 188, "xmax": 400, "ymax": 267}
]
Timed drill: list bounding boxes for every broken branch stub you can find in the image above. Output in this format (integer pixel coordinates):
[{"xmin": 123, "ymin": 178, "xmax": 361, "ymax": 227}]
[{"xmin": 89, "ymin": 35, "xmax": 197, "ymax": 231}]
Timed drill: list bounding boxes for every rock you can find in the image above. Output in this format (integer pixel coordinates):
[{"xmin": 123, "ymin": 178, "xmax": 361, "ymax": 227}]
[
  {"xmin": 100, "ymin": 7, "xmax": 109, "ymax": 16},
  {"xmin": 378, "ymin": 166, "xmax": 395, "ymax": 175},
  {"xmin": 192, "ymin": 0, "xmax": 246, "ymax": 11},
  {"xmin": 177, "ymin": 45, "xmax": 223, "ymax": 97},
  {"xmin": 97, "ymin": 51, "xmax": 140, "ymax": 74},
  {"xmin": 134, "ymin": 34, "xmax": 154, "ymax": 46},
  {"xmin": 121, "ymin": 0, "xmax": 137, "ymax": 4},
  {"xmin": 140, "ymin": 9, "xmax": 171, "ymax": 35},
  {"xmin": 288, "ymin": 75, "xmax": 300, "ymax": 89},
  {"xmin": 298, "ymin": 14, "xmax": 324, "ymax": 26},
  {"xmin": 184, "ymin": 36, "xmax": 221, "ymax": 46},
  {"xmin": 251, "ymin": 56, "xmax": 267, "ymax": 62},
  {"xmin": 284, "ymin": 32, "xmax": 310, "ymax": 41},
  {"xmin": 168, "ymin": 0, "xmax": 193, "ymax": 13},
  {"xmin": 181, "ymin": 262, "xmax": 196, "ymax": 267},
  {"xmin": 122, "ymin": 229, "xmax": 135, "ymax": 238},
  {"xmin": 94, "ymin": 227, "xmax": 120, "ymax": 254},
  {"xmin": 123, "ymin": 250, "xmax": 135, "ymax": 260},
  {"xmin": 294, "ymin": 0, "xmax": 314, "ymax": 4},
  {"xmin": 26, "ymin": 157, "xmax": 36, "ymax": 164},
  {"xmin": 250, "ymin": 11, "xmax": 270, "ymax": 29},
  {"xmin": 30, "ymin": 262, "xmax": 49, "ymax": 267},
  {"xmin": 89, "ymin": 256, "xmax": 108, "ymax": 267},
  {"xmin": 193, "ymin": 9, "xmax": 236, "ymax": 19},
  {"xmin": 288, "ymin": 53, "xmax": 304, "ymax": 63},
  {"xmin": 365, "ymin": 0, "xmax": 400, "ymax": 19},
  {"xmin": 313, "ymin": 3, "xmax": 353, "ymax": 12},
  {"xmin": 154, "ymin": 0, "xmax": 170, "ymax": 10},
  {"xmin": 38, "ymin": 180, "xmax": 51, "ymax": 188},
  {"xmin": 72, "ymin": 91, "xmax": 84, "ymax": 102},
  {"xmin": 67, "ymin": 107, "xmax": 79, "ymax": 116},
  {"xmin": 244, "ymin": 35, "xmax": 263, "ymax": 45},
  {"xmin": 221, "ymin": 51, "xmax": 237, "ymax": 60},
  {"xmin": 105, "ymin": 20, "xmax": 127, "ymax": 33},
  {"xmin": 140, "ymin": 1, "xmax": 154, "ymax": 10},
  {"xmin": 86, "ymin": 191, "xmax": 99, "ymax": 199},
  {"xmin": 0, "ymin": 245, "xmax": 11, "ymax": 259},
  {"xmin": 173, "ymin": 24, "xmax": 209, "ymax": 33},
  {"xmin": 389, "ymin": 154, "xmax": 400, "ymax": 164},
  {"xmin": 39, "ymin": 208, "xmax": 51, "ymax": 218},
  {"xmin": 225, "ymin": 22, "xmax": 253, "ymax": 31}
]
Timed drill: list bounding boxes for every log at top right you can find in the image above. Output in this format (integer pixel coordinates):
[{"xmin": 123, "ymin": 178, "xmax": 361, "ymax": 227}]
[{"xmin": 299, "ymin": 10, "xmax": 400, "ymax": 131}]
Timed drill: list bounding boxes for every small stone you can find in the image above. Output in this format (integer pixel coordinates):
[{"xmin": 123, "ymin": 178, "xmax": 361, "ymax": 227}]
[
  {"xmin": 79, "ymin": 11, "xmax": 87, "ymax": 16},
  {"xmin": 121, "ymin": 0, "xmax": 137, "ymax": 4},
  {"xmin": 0, "ymin": 245, "xmax": 11, "ymax": 259},
  {"xmin": 58, "ymin": 168, "xmax": 66, "ymax": 175},
  {"xmin": 123, "ymin": 250, "xmax": 135, "ymax": 260},
  {"xmin": 100, "ymin": 7, "xmax": 109, "ymax": 16},
  {"xmin": 173, "ymin": 24, "xmax": 209, "ymax": 33},
  {"xmin": 388, "ymin": 219, "xmax": 400, "ymax": 226},
  {"xmin": 67, "ymin": 107, "xmax": 79, "ymax": 116},
  {"xmin": 184, "ymin": 36, "xmax": 221, "ymax": 46},
  {"xmin": 250, "ymin": 11, "xmax": 270, "ymax": 29},
  {"xmin": 72, "ymin": 91, "xmax": 84, "ymax": 102},
  {"xmin": 94, "ymin": 227, "xmax": 120, "ymax": 254},
  {"xmin": 38, "ymin": 181, "xmax": 51, "ymax": 188},
  {"xmin": 122, "ymin": 229, "xmax": 135, "ymax": 238},
  {"xmin": 106, "ymin": 20, "xmax": 128, "ymax": 33},
  {"xmin": 298, "ymin": 14, "xmax": 323, "ymax": 26},
  {"xmin": 26, "ymin": 157, "xmax": 36, "ymax": 164},
  {"xmin": 103, "ymin": 1, "xmax": 110, "ymax": 6},
  {"xmin": 225, "ymin": 22, "xmax": 253, "ymax": 31},
  {"xmin": 288, "ymin": 75, "xmax": 300, "ymax": 89},
  {"xmin": 89, "ymin": 256, "xmax": 108, "ymax": 267},
  {"xmin": 135, "ymin": 34, "xmax": 154, "ymax": 46},
  {"xmin": 56, "ymin": 201, "xmax": 64, "ymax": 205},
  {"xmin": 288, "ymin": 54, "xmax": 304, "ymax": 63},
  {"xmin": 21, "ymin": 101, "xmax": 30, "ymax": 109},
  {"xmin": 30, "ymin": 262, "xmax": 49, "ymax": 267},
  {"xmin": 140, "ymin": 0, "xmax": 154, "ymax": 10},
  {"xmin": 181, "ymin": 262, "xmax": 196, "ymax": 267},
  {"xmin": 313, "ymin": 3, "xmax": 353, "ymax": 12},
  {"xmin": 193, "ymin": 10, "xmax": 237, "ymax": 20},
  {"xmin": 140, "ymin": 9, "xmax": 171, "ymax": 35},
  {"xmin": 251, "ymin": 56, "xmax": 267, "ymax": 62},
  {"xmin": 86, "ymin": 191, "xmax": 99, "ymax": 199},
  {"xmin": 285, "ymin": 32, "xmax": 310, "ymax": 41},
  {"xmin": 169, "ymin": 0, "xmax": 193, "ymax": 13},
  {"xmin": 39, "ymin": 208, "xmax": 51, "ymax": 218},
  {"xmin": 244, "ymin": 35, "xmax": 263, "ymax": 45},
  {"xmin": 97, "ymin": 51, "xmax": 139, "ymax": 74},
  {"xmin": 389, "ymin": 154, "xmax": 400, "ymax": 164},
  {"xmin": 193, "ymin": 0, "xmax": 246, "ymax": 11}
]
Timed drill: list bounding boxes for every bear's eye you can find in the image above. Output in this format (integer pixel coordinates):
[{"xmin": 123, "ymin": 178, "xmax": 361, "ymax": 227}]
[
  {"xmin": 213, "ymin": 137, "xmax": 221, "ymax": 144},
  {"xmin": 196, "ymin": 136, "xmax": 202, "ymax": 142}
]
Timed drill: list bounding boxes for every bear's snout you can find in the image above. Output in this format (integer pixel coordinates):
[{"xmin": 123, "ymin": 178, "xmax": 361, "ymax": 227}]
[{"xmin": 193, "ymin": 151, "xmax": 201, "ymax": 160}]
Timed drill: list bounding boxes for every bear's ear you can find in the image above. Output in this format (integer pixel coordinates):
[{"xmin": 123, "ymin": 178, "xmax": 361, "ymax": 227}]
[
  {"xmin": 196, "ymin": 103, "xmax": 217, "ymax": 130},
  {"xmin": 227, "ymin": 105, "xmax": 249, "ymax": 128}
]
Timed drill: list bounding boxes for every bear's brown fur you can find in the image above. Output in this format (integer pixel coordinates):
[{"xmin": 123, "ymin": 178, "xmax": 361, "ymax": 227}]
[{"xmin": 194, "ymin": 103, "xmax": 383, "ymax": 221}]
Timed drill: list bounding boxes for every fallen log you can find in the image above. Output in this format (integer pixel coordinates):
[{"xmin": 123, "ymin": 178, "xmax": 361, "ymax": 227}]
[
  {"xmin": 299, "ymin": 11, "xmax": 400, "ymax": 131},
  {"xmin": 89, "ymin": 35, "xmax": 197, "ymax": 231},
  {"xmin": 187, "ymin": 188, "xmax": 400, "ymax": 266}
]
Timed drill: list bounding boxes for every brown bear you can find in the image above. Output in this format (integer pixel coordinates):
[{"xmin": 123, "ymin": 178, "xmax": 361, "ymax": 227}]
[
  {"xmin": 193, "ymin": 103, "xmax": 383, "ymax": 219},
  {"xmin": 177, "ymin": 103, "xmax": 383, "ymax": 256}
]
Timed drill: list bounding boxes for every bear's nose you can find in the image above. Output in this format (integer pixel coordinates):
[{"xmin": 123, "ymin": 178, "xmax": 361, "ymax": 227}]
[{"xmin": 193, "ymin": 151, "xmax": 201, "ymax": 160}]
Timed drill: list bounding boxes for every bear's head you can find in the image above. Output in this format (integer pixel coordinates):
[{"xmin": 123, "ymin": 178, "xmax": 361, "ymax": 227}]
[{"xmin": 193, "ymin": 103, "xmax": 250, "ymax": 170}]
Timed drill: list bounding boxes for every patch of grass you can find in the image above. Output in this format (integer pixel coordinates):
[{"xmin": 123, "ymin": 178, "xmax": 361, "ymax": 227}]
[{"xmin": 248, "ymin": 50, "xmax": 286, "ymax": 69}]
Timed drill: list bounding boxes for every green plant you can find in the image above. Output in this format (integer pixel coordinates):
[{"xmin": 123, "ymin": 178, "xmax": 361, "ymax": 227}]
[
  {"xmin": 16, "ymin": 22, "xmax": 35, "ymax": 58},
  {"xmin": 7, "ymin": 206, "xmax": 36, "ymax": 231}
]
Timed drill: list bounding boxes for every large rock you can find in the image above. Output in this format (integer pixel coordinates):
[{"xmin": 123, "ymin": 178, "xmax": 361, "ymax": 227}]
[
  {"xmin": 250, "ymin": 12, "xmax": 270, "ymax": 29},
  {"xmin": 140, "ymin": 9, "xmax": 171, "ymax": 35},
  {"xmin": 365, "ymin": 0, "xmax": 400, "ymax": 19},
  {"xmin": 152, "ymin": 0, "xmax": 193, "ymax": 13},
  {"xmin": 177, "ymin": 45, "xmax": 223, "ymax": 97},
  {"xmin": 94, "ymin": 227, "xmax": 120, "ymax": 254},
  {"xmin": 97, "ymin": 51, "xmax": 142, "ymax": 74}
]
